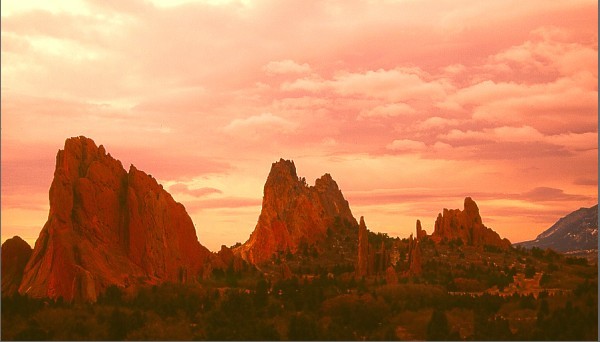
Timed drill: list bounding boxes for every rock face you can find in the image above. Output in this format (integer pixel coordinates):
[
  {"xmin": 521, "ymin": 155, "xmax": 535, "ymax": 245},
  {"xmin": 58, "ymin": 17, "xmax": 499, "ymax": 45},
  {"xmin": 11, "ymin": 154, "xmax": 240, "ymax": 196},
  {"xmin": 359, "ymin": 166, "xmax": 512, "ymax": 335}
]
[
  {"xmin": 1, "ymin": 236, "xmax": 33, "ymax": 297},
  {"xmin": 18, "ymin": 136, "xmax": 212, "ymax": 302},
  {"xmin": 356, "ymin": 217, "xmax": 369, "ymax": 277},
  {"xmin": 217, "ymin": 245, "xmax": 245, "ymax": 272},
  {"xmin": 431, "ymin": 197, "xmax": 511, "ymax": 249},
  {"xmin": 236, "ymin": 159, "xmax": 358, "ymax": 264},
  {"xmin": 515, "ymin": 205, "xmax": 598, "ymax": 253},
  {"xmin": 416, "ymin": 220, "xmax": 427, "ymax": 239}
]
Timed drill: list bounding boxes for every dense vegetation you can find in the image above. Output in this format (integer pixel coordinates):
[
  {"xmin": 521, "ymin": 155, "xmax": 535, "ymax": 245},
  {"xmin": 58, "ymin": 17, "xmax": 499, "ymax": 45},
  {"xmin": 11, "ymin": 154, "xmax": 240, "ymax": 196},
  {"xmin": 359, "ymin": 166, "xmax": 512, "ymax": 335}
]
[{"xmin": 2, "ymin": 244, "xmax": 597, "ymax": 340}]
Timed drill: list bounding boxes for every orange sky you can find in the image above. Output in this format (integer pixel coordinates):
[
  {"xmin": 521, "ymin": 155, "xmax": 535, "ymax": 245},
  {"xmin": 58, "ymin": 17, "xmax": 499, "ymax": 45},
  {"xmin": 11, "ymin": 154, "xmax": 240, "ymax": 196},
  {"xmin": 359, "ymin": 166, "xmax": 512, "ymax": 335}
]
[{"xmin": 1, "ymin": 0, "xmax": 598, "ymax": 251}]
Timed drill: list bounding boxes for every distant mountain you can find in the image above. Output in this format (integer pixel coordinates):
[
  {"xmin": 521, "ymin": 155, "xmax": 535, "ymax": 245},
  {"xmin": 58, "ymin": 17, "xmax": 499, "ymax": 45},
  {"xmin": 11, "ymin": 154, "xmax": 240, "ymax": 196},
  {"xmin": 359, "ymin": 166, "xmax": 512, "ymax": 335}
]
[{"xmin": 515, "ymin": 205, "xmax": 598, "ymax": 254}]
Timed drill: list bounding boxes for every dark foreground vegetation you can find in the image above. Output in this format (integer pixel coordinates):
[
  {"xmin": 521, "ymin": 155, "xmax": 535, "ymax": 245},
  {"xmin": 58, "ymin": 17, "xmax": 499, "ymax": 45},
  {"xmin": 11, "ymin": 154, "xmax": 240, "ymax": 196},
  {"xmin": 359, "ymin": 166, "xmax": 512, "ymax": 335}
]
[{"xmin": 2, "ymin": 245, "xmax": 597, "ymax": 341}]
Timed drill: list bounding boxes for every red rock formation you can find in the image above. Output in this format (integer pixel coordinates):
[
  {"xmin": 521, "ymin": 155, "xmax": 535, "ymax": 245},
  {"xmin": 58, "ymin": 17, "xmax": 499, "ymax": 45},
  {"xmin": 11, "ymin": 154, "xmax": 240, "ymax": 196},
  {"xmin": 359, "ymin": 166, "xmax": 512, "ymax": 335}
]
[
  {"xmin": 431, "ymin": 197, "xmax": 511, "ymax": 249},
  {"xmin": 373, "ymin": 241, "xmax": 389, "ymax": 275},
  {"xmin": 18, "ymin": 136, "xmax": 212, "ymax": 302},
  {"xmin": 236, "ymin": 159, "xmax": 357, "ymax": 264},
  {"xmin": 356, "ymin": 217, "xmax": 369, "ymax": 278},
  {"xmin": 385, "ymin": 266, "xmax": 398, "ymax": 285},
  {"xmin": 416, "ymin": 220, "xmax": 427, "ymax": 240},
  {"xmin": 1, "ymin": 236, "xmax": 33, "ymax": 297},
  {"xmin": 407, "ymin": 235, "xmax": 422, "ymax": 276},
  {"xmin": 217, "ymin": 245, "xmax": 245, "ymax": 272}
]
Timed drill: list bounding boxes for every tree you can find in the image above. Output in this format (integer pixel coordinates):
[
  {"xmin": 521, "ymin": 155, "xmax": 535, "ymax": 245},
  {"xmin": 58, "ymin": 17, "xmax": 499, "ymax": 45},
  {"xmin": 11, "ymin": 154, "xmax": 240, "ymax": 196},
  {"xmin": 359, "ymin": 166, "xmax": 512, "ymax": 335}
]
[
  {"xmin": 108, "ymin": 308, "xmax": 129, "ymax": 340},
  {"xmin": 426, "ymin": 309, "xmax": 451, "ymax": 340},
  {"xmin": 288, "ymin": 313, "xmax": 318, "ymax": 340},
  {"xmin": 254, "ymin": 278, "xmax": 269, "ymax": 307}
]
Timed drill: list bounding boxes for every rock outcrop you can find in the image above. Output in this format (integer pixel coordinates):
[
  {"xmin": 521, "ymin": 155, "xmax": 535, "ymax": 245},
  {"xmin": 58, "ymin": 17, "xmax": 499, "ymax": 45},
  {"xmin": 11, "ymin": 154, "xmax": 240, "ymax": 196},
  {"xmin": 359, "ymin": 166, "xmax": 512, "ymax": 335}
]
[
  {"xmin": 356, "ymin": 217, "xmax": 369, "ymax": 277},
  {"xmin": 385, "ymin": 265, "xmax": 398, "ymax": 284},
  {"xmin": 236, "ymin": 159, "xmax": 358, "ymax": 264},
  {"xmin": 18, "ymin": 136, "xmax": 212, "ymax": 302},
  {"xmin": 1, "ymin": 236, "xmax": 33, "ymax": 297},
  {"xmin": 407, "ymin": 234, "xmax": 422, "ymax": 276},
  {"xmin": 431, "ymin": 197, "xmax": 511, "ymax": 249},
  {"xmin": 416, "ymin": 220, "xmax": 427, "ymax": 239},
  {"xmin": 217, "ymin": 245, "xmax": 245, "ymax": 272}
]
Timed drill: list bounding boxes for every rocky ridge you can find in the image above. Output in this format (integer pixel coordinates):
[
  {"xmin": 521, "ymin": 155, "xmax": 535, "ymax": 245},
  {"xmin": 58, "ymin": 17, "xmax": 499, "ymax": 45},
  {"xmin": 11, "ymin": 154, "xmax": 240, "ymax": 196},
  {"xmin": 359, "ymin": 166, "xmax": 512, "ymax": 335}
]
[{"xmin": 515, "ymin": 205, "xmax": 598, "ymax": 254}]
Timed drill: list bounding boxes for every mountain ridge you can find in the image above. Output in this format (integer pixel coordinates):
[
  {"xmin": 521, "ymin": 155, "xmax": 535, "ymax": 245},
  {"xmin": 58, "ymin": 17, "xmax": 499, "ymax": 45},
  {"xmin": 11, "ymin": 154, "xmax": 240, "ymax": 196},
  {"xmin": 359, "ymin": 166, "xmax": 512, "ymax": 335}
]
[{"xmin": 514, "ymin": 205, "xmax": 598, "ymax": 254}]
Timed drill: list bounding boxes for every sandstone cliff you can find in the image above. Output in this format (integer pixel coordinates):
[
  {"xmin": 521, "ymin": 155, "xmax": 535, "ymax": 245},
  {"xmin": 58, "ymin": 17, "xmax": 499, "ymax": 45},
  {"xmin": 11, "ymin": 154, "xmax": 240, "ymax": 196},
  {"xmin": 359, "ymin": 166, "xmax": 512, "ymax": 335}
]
[
  {"xmin": 236, "ymin": 159, "xmax": 358, "ymax": 264},
  {"xmin": 431, "ymin": 197, "xmax": 510, "ymax": 249},
  {"xmin": 1, "ymin": 236, "xmax": 33, "ymax": 296},
  {"xmin": 18, "ymin": 136, "xmax": 212, "ymax": 302}
]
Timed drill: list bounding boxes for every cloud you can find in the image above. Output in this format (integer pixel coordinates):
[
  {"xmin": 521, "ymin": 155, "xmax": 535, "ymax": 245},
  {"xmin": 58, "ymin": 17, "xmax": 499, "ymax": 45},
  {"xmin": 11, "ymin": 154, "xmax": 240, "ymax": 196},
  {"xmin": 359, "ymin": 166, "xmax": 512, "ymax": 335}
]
[
  {"xmin": 443, "ymin": 126, "xmax": 545, "ymax": 143},
  {"xmin": 359, "ymin": 103, "xmax": 416, "ymax": 119},
  {"xmin": 283, "ymin": 67, "xmax": 450, "ymax": 103},
  {"xmin": 386, "ymin": 139, "xmax": 427, "ymax": 152},
  {"xmin": 417, "ymin": 116, "xmax": 459, "ymax": 130},
  {"xmin": 1, "ymin": 0, "xmax": 597, "ymax": 249},
  {"xmin": 185, "ymin": 197, "xmax": 262, "ymax": 211},
  {"xmin": 573, "ymin": 177, "xmax": 597, "ymax": 186},
  {"xmin": 169, "ymin": 183, "xmax": 222, "ymax": 197},
  {"xmin": 517, "ymin": 187, "xmax": 594, "ymax": 202},
  {"xmin": 223, "ymin": 113, "xmax": 298, "ymax": 135},
  {"xmin": 549, "ymin": 132, "xmax": 598, "ymax": 151},
  {"xmin": 440, "ymin": 126, "xmax": 597, "ymax": 153},
  {"xmin": 490, "ymin": 27, "xmax": 598, "ymax": 77},
  {"xmin": 263, "ymin": 59, "xmax": 311, "ymax": 75}
]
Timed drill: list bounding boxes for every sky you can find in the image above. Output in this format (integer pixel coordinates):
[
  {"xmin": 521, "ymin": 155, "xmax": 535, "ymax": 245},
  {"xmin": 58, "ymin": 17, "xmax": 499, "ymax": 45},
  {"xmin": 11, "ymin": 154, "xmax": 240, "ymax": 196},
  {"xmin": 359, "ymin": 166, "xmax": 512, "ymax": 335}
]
[{"xmin": 1, "ymin": 0, "xmax": 597, "ymax": 252}]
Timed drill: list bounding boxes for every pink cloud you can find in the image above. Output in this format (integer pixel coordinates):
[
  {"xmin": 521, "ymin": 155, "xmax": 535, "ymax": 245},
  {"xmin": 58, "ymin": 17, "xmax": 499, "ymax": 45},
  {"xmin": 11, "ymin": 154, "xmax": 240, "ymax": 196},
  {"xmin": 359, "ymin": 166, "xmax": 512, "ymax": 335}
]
[
  {"xmin": 517, "ymin": 187, "xmax": 594, "ymax": 202},
  {"xmin": 359, "ymin": 103, "xmax": 417, "ymax": 119},
  {"xmin": 416, "ymin": 117, "xmax": 460, "ymax": 130},
  {"xmin": 169, "ymin": 183, "xmax": 222, "ymax": 197},
  {"xmin": 386, "ymin": 139, "xmax": 427, "ymax": 152},
  {"xmin": 1, "ymin": 0, "xmax": 597, "ymax": 248},
  {"xmin": 263, "ymin": 59, "xmax": 311, "ymax": 75},
  {"xmin": 185, "ymin": 197, "xmax": 262, "ymax": 211}
]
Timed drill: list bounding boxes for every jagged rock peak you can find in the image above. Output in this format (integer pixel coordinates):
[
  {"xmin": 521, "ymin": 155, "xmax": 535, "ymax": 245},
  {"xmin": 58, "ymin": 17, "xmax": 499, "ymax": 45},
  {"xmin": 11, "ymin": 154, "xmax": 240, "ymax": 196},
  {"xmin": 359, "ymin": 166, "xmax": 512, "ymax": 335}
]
[
  {"xmin": 1, "ymin": 236, "xmax": 33, "ymax": 296},
  {"xmin": 432, "ymin": 197, "xmax": 510, "ymax": 249},
  {"xmin": 236, "ymin": 159, "xmax": 358, "ymax": 264},
  {"xmin": 269, "ymin": 158, "xmax": 298, "ymax": 179},
  {"xmin": 315, "ymin": 173, "xmax": 337, "ymax": 189},
  {"xmin": 463, "ymin": 197, "xmax": 482, "ymax": 224},
  {"xmin": 416, "ymin": 219, "xmax": 427, "ymax": 239},
  {"xmin": 18, "ymin": 136, "xmax": 212, "ymax": 302}
]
